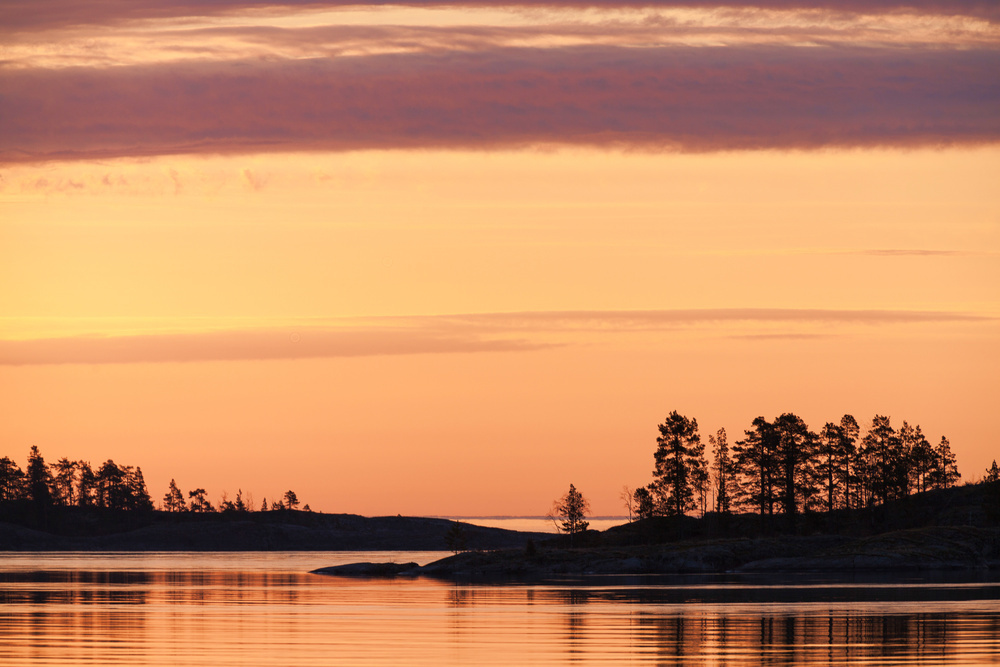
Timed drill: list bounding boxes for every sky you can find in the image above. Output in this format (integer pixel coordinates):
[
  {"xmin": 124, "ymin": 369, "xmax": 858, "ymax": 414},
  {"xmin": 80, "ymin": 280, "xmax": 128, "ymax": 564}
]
[{"xmin": 1, "ymin": 0, "xmax": 998, "ymax": 516}]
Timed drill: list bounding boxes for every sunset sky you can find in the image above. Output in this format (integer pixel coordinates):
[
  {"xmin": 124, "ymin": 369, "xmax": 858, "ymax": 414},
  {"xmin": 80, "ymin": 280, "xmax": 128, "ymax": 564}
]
[{"xmin": 1, "ymin": 0, "xmax": 998, "ymax": 516}]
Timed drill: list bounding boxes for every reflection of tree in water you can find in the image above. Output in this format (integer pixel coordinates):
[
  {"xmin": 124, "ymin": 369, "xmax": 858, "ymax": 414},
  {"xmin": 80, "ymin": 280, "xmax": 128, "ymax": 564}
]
[
  {"xmin": 448, "ymin": 586, "xmax": 471, "ymax": 608},
  {"xmin": 703, "ymin": 612, "xmax": 968, "ymax": 665},
  {"xmin": 562, "ymin": 589, "xmax": 588, "ymax": 658},
  {"xmin": 7, "ymin": 572, "xmax": 150, "ymax": 659}
]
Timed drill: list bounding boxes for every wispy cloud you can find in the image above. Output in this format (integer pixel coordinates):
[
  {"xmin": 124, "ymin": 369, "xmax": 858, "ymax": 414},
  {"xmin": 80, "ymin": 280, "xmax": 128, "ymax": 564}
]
[
  {"xmin": 0, "ymin": 328, "xmax": 550, "ymax": 366},
  {"xmin": 728, "ymin": 332, "xmax": 834, "ymax": 340},
  {"xmin": 3, "ymin": 44, "xmax": 998, "ymax": 163},
  {"xmin": 1, "ymin": 308, "xmax": 987, "ymax": 365},
  {"xmin": 430, "ymin": 308, "xmax": 992, "ymax": 332},
  {"xmin": 2, "ymin": 1, "xmax": 997, "ymax": 34},
  {"xmin": 856, "ymin": 249, "xmax": 969, "ymax": 257},
  {"xmin": 6, "ymin": 13, "xmax": 995, "ymax": 69}
]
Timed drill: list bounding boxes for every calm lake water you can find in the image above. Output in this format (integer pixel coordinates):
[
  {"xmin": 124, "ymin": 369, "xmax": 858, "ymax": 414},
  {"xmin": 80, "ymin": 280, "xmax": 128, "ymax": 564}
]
[{"xmin": 2, "ymin": 552, "xmax": 999, "ymax": 666}]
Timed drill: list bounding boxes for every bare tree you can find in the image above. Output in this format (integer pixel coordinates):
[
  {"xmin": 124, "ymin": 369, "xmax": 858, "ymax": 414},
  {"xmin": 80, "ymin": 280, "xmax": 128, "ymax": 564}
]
[{"xmin": 620, "ymin": 485, "xmax": 635, "ymax": 522}]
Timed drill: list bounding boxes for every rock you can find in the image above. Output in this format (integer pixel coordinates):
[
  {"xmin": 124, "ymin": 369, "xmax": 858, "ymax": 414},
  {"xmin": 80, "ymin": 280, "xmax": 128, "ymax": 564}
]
[{"xmin": 311, "ymin": 562, "xmax": 420, "ymax": 577}]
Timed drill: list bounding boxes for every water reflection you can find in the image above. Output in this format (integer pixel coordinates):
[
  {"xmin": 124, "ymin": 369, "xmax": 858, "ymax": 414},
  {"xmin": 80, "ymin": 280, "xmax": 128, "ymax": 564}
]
[{"xmin": 1, "ymin": 554, "xmax": 998, "ymax": 666}]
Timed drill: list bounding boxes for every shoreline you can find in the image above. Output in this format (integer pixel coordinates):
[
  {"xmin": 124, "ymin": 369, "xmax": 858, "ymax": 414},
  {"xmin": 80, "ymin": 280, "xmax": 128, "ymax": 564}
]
[{"xmin": 312, "ymin": 526, "xmax": 1000, "ymax": 581}]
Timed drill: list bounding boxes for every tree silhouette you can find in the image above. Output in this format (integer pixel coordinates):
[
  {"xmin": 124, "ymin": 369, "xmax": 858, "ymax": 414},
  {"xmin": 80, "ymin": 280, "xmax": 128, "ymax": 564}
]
[
  {"xmin": 816, "ymin": 422, "xmax": 844, "ymax": 513},
  {"xmin": 652, "ymin": 411, "xmax": 706, "ymax": 517},
  {"xmin": 0, "ymin": 456, "xmax": 25, "ymax": 501},
  {"xmin": 733, "ymin": 417, "xmax": 778, "ymax": 516},
  {"xmin": 552, "ymin": 483, "xmax": 590, "ymax": 535},
  {"xmin": 163, "ymin": 479, "xmax": 186, "ymax": 512},
  {"xmin": 91, "ymin": 460, "xmax": 152, "ymax": 511},
  {"xmin": 75, "ymin": 461, "xmax": 97, "ymax": 507},
  {"xmin": 838, "ymin": 415, "xmax": 860, "ymax": 510},
  {"xmin": 986, "ymin": 461, "xmax": 1000, "ymax": 483},
  {"xmin": 26, "ymin": 446, "xmax": 54, "ymax": 507},
  {"xmin": 860, "ymin": 415, "xmax": 904, "ymax": 505},
  {"xmin": 633, "ymin": 486, "xmax": 655, "ymax": 520},
  {"xmin": 930, "ymin": 436, "xmax": 960, "ymax": 489},
  {"xmin": 620, "ymin": 485, "xmax": 635, "ymax": 522},
  {"xmin": 234, "ymin": 489, "xmax": 249, "ymax": 512},
  {"xmin": 903, "ymin": 422, "xmax": 934, "ymax": 495},
  {"xmin": 129, "ymin": 467, "xmax": 153, "ymax": 511},
  {"xmin": 444, "ymin": 523, "xmax": 468, "ymax": 553},
  {"xmin": 711, "ymin": 427, "xmax": 733, "ymax": 514},
  {"xmin": 50, "ymin": 458, "xmax": 77, "ymax": 506},
  {"xmin": 188, "ymin": 488, "xmax": 214, "ymax": 512},
  {"xmin": 773, "ymin": 413, "xmax": 817, "ymax": 516},
  {"xmin": 283, "ymin": 490, "xmax": 300, "ymax": 510}
]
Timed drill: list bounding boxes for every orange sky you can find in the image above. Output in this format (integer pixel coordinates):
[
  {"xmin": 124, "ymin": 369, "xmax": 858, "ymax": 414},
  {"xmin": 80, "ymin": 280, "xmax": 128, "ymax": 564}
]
[{"xmin": 1, "ymin": 2, "xmax": 998, "ymax": 515}]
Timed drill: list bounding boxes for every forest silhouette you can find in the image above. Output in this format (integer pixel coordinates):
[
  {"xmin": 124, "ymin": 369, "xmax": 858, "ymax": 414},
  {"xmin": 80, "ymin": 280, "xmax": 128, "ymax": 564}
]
[
  {"xmin": 1, "ymin": 410, "xmax": 997, "ymax": 553},
  {"xmin": 629, "ymin": 411, "xmax": 964, "ymax": 524},
  {"xmin": 0, "ymin": 445, "xmax": 305, "ymax": 515}
]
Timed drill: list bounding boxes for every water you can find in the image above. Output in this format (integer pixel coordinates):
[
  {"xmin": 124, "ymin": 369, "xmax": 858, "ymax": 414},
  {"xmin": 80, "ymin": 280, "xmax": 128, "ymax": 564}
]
[{"xmin": 2, "ymin": 552, "xmax": 999, "ymax": 666}]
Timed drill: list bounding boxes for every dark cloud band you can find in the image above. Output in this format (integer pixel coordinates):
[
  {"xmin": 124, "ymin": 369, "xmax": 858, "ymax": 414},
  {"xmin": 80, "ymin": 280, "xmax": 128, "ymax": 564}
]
[{"xmin": 3, "ymin": 45, "xmax": 998, "ymax": 162}]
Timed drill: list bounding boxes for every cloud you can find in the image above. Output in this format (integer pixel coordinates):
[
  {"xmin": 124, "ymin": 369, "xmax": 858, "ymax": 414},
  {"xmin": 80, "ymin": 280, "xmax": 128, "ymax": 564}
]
[
  {"xmin": 857, "ymin": 249, "xmax": 968, "ymax": 257},
  {"xmin": 240, "ymin": 168, "xmax": 268, "ymax": 191},
  {"xmin": 431, "ymin": 308, "xmax": 991, "ymax": 332},
  {"xmin": 727, "ymin": 333, "xmax": 834, "ymax": 340},
  {"xmin": 0, "ymin": 328, "xmax": 548, "ymax": 366},
  {"xmin": 1, "ymin": 308, "xmax": 987, "ymax": 365},
  {"xmin": 2, "ymin": 44, "xmax": 998, "ymax": 163},
  {"xmin": 2, "ymin": 1, "xmax": 997, "ymax": 34}
]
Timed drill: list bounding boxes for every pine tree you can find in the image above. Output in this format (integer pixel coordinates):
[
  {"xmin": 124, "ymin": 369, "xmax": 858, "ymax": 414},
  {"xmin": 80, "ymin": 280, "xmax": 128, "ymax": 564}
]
[
  {"xmin": 127, "ymin": 467, "xmax": 154, "ymax": 511},
  {"xmin": 711, "ymin": 428, "xmax": 733, "ymax": 514},
  {"xmin": 96, "ymin": 460, "xmax": 126, "ymax": 509},
  {"xmin": 904, "ymin": 424, "xmax": 934, "ymax": 494},
  {"xmin": 930, "ymin": 436, "xmax": 960, "ymax": 489},
  {"xmin": 860, "ymin": 415, "xmax": 905, "ymax": 505},
  {"xmin": 188, "ymin": 488, "xmax": 214, "ymax": 512},
  {"xmin": 652, "ymin": 411, "xmax": 706, "ymax": 517},
  {"xmin": 0, "ymin": 456, "xmax": 25, "ymax": 501},
  {"xmin": 816, "ymin": 422, "xmax": 842, "ymax": 513},
  {"xmin": 283, "ymin": 490, "xmax": 300, "ymax": 511},
  {"xmin": 50, "ymin": 458, "xmax": 78, "ymax": 506},
  {"xmin": 444, "ymin": 523, "xmax": 468, "ymax": 553},
  {"xmin": 26, "ymin": 445, "xmax": 54, "ymax": 507},
  {"xmin": 76, "ymin": 462, "xmax": 97, "ymax": 507},
  {"xmin": 163, "ymin": 479, "xmax": 187, "ymax": 511},
  {"xmin": 633, "ymin": 486, "xmax": 655, "ymax": 520},
  {"xmin": 732, "ymin": 417, "xmax": 778, "ymax": 516},
  {"xmin": 838, "ymin": 415, "xmax": 860, "ymax": 510},
  {"xmin": 986, "ymin": 461, "xmax": 1000, "ymax": 483},
  {"xmin": 552, "ymin": 483, "xmax": 590, "ymax": 534},
  {"xmin": 773, "ymin": 413, "xmax": 817, "ymax": 516}
]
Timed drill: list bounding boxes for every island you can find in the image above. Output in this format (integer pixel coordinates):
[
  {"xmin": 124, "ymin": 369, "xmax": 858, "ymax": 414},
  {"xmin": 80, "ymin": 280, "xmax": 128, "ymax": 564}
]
[{"xmin": 313, "ymin": 480, "xmax": 1000, "ymax": 579}]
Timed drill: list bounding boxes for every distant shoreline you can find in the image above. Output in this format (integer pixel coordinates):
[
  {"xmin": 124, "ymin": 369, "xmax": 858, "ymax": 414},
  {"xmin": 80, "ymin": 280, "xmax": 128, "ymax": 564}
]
[{"xmin": 0, "ymin": 508, "xmax": 548, "ymax": 552}]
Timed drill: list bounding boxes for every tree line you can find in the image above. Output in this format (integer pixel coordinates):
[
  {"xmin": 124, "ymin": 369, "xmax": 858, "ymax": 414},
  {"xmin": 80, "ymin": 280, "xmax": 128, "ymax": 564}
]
[
  {"xmin": 0, "ymin": 446, "xmax": 306, "ymax": 513},
  {"xmin": 632, "ymin": 411, "xmax": 965, "ymax": 520},
  {"xmin": 1, "ymin": 446, "xmax": 153, "ymax": 511}
]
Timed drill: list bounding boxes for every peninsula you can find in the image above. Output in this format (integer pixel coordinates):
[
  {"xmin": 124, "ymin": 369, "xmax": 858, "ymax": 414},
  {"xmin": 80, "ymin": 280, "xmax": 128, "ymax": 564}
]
[{"xmin": 313, "ymin": 480, "xmax": 1000, "ymax": 579}]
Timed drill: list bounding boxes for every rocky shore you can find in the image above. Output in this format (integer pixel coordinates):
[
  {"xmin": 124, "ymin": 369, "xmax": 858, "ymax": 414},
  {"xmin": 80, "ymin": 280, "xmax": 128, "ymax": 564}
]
[{"xmin": 312, "ymin": 526, "xmax": 1000, "ymax": 580}]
